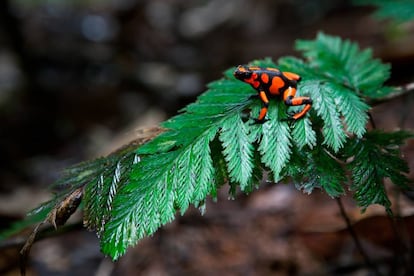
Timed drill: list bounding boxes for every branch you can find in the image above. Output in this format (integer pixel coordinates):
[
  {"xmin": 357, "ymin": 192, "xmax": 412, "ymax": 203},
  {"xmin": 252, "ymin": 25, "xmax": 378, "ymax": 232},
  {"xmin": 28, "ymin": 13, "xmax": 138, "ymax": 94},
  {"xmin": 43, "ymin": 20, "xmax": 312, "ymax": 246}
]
[
  {"xmin": 336, "ymin": 198, "xmax": 383, "ymax": 276},
  {"xmin": 369, "ymin": 82, "xmax": 414, "ymax": 105}
]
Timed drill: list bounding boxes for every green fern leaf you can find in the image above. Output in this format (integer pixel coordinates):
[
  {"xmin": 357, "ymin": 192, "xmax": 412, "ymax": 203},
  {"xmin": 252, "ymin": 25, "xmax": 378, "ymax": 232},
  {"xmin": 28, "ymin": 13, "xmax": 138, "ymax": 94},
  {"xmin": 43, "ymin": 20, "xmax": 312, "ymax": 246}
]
[
  {"xmin": 83, "ymin": 151, "xmax": 139, "ymax": 234},
  {"xmin": 258, "ymin": 102, "xmax": 292, "ymax": 181},
  {"xmin": 296, "ymin": 32, "xmax": 391, "ymax": 97},
  {"xmin": 346, "ymin": 130, "xmax": 412, "ymax": 212},
  {"xmin": 327, "ymin": 82, "xmax": 369, "ymax": 138},
  {"xmin": 102, "ymin": 130, "xmax": 220, "ymax": 259},
  {"xmin": 220, "ymin": 113, "xmax": 254, "ymax": 190},
  {"xmin": 353, "ymin": 0, "xmax": 414, "ymax": 24},
  {"xmin": 292, "ymin": 117, "xmax": 316, "ymax": 149},
  {"xmin": 83, "ymin": 171, "xmax": 110, "ymax": 234},
  {"xmin": 191, "ymin": 134, "xmax": 216, "ymax": 203},
  {"xmin": 5, "ymin": 33, "xmax": 410, "ymax": 263},
  {"xmin": 279, "ymin": 33, "xmax": 391, "ymax": 150},
  {"xmin": 101, "ymin": 150, "xmax": 178, "ymax": 258},
  {"xmin": 101, "ymin": 68, "xmax": 257, "ymax": 259},
  {"xmin": 277, "ymin": 59, "xmax": 348, "ymax": 152},
  {"xmin": 294, "ymin": 148, "xmax": 346, "ymax": 197},
  {"xmin": 304, "ymin": 80, "xmax": 346, "ymax": 152}
]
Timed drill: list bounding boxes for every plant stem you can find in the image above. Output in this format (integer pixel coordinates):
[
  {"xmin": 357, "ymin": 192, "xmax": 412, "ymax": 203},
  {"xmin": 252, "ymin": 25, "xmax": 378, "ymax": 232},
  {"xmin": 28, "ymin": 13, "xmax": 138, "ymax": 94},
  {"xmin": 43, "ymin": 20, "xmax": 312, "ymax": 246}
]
[
  {"xmin": 369, "ymin": 82, "xmax": 414, "ymax": 106},
  {"xmin": 335, "ymin": 197, "xmax": 383, "ymax": 276},
  {"xmin": 368, "ymin": 112, "xmax": 377, "ymax": 129}
]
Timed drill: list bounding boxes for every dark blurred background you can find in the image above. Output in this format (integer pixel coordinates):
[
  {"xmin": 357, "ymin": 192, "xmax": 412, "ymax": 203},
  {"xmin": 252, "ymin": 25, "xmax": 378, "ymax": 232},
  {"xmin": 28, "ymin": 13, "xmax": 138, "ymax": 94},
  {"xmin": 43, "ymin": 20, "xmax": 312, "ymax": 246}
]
[{"xmin": 1, "ymin": 0, "xmax": 414, "ymax": 275}]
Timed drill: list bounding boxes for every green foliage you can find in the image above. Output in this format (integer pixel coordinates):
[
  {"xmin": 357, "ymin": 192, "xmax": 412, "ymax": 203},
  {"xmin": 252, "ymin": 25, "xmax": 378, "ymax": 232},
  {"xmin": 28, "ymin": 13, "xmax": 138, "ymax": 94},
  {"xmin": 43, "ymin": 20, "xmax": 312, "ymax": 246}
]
[
  {"xmin": 220, "ymin": 113, "xmax": 255, "ymax": 189},
  {"xmin": 353, "ymin": 0, "xmax": 414, "ymax": 24},
  {"xmin": 289, "ymin": 145, "xmax": 347, "ymax": 198},
  {"xmin": 83, "ymin": 150, "xmax": 140, "ymax": 235},
  {"xmin": 295, "ymin": 32, "xmax": 391, "ymax": 96},
  {"xmin": 257, "ymin": 103, "xmax": 292, "ymax": 181},
  {"xmin": 1, "ymin": 32, "xmax": 411, "ymax": 261},
  {"xmin": 279, "ymin": 32, "xmax": 390, "ymax": 150},
  {"xmin": 345, "ymin": 130, "xmax": 412, "ymax": 213}
]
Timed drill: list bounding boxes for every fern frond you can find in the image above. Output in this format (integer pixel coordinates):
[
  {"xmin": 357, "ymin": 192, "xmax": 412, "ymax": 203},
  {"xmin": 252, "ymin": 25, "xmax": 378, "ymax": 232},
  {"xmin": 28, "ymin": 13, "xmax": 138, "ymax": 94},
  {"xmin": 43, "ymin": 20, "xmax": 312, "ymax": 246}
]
[
  {"xmin": 345, "ymin": 130, "xmax": 412, "ymax": 212},
  {"xmin": 292, "ymin": 117, "xmax": 316, "ymax": 149},
  {"xmin": 101, "ymin": 61, "xmax": 297, "ymax": 258},
  {"xmin": 101, "ymin": 68, "xmax": 257, "ymax": 258},
  {"xmin": 294, "ymin": 148, "xmax": 346, "ymax": 197},
  {"xmin": 327, "ymin": 82, "xmax": 369, "ymax": 137},
  {"xmin": 353, "ymin": 0, "xmax": 414, "ymax": 24},
  {"xmin": 307, "ymin": 80, "xmax": 346, "ymax": 151},
  {"xmin": 296, "ymin": 32, "xmax": 391, "ymax": 96},
  {"xmin": 279, "ymin": 33, "xmax": 390, "ymax": 150},
  {"xmin": 257, "ymin": 102, "xmax": 292, "ymax": 181},
  {"xmin": 220, "ymin": 113, "xmax": 255, "ymax": 190},
  {"xmin": 83, "ymin": 151, "xmax": 139, "ymax": 235},
  {"xmin": 4, "ymin": 33, "xmax": 412, "ymax": 263}
]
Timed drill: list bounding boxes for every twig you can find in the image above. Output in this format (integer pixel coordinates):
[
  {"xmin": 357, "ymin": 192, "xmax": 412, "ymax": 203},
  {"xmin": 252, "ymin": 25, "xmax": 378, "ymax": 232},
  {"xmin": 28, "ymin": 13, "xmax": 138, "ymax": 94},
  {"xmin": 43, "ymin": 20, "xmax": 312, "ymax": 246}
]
[
  {"xmin": 370, "ymin": 93, "xmax": 412, "ymax": 274},
  {"xmin": 388, "ymin": 213, "xmax": 411, "ymax": 275},
  {"xmin": 368, "ymin": 112, "xmax": 377, "ymax": 129},
  {"xmin": 387, "ymin": 91, "xmax": 413, "ymax": 274},
  {"xmin": 368, "ymin": 82, "xmax": 414, "ymax": 106},
  {"xmin": 335, "ymin": 197, "xmax": 383, "ymax": 276},
  {"xmin": 20, "ymin": 223, "xmax": 43, "ymax": 276},
  {"xmin": 0, "ymin": 223, "xmax": 84, "ymax": 251},
  {"xmin": 0, "ymin": 222, "xmax": 83, "ymax": 276}
]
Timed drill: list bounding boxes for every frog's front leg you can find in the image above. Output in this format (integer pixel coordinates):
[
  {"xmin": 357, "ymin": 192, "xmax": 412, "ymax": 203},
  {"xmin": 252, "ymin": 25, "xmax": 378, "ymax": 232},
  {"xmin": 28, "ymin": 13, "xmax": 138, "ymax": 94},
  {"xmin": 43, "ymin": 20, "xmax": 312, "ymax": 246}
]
[{"xmin": 283, "ymin": 87, "xmax": 312, "ymax": 120}]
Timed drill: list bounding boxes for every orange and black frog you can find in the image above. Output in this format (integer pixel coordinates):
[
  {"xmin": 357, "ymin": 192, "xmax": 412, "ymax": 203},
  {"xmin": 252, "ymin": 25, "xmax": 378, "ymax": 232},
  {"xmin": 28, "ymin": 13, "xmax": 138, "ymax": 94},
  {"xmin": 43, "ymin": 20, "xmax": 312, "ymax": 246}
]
[{"xmin": 234, "ymin": 65, "xmax": 312, "ymax": 123}]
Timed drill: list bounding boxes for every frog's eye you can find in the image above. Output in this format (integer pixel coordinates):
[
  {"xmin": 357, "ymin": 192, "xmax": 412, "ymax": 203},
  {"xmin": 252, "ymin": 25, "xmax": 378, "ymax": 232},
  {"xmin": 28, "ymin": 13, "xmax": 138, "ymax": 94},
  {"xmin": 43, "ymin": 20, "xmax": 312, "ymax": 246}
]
[{"xmin": 234, "ymin": 65, "xmax": 252, "ymax": 80}]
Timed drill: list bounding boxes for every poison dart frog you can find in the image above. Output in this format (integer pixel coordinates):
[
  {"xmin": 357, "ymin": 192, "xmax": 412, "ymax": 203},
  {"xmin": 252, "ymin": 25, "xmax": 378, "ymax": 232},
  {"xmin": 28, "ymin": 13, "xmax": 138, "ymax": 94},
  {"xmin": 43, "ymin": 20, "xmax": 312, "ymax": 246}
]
[{"xmin": 234, "ymin": 65, "xmax": 312, "ymax": 123}]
